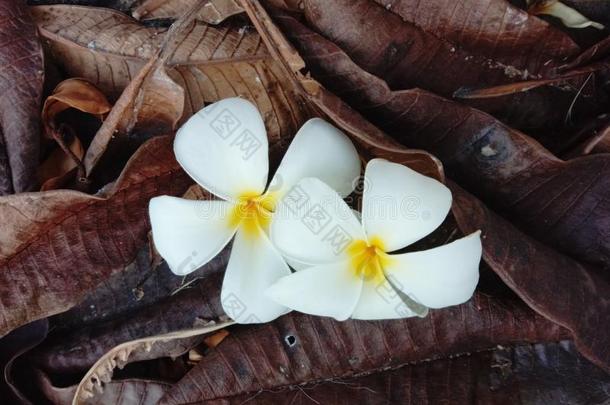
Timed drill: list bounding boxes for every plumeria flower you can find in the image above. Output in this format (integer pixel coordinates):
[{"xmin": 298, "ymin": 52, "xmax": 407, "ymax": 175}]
[
  {"xmin": 267, "ymin": 159, "xmax": 482, "ymax": 321},
  {"xmin": 149, "ymin": 98, "xmax": 360, "ymax": 323}
]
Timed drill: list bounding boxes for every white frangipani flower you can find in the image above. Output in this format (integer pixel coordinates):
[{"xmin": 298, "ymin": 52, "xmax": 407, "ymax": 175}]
[
  {"xmin": 149, "ymin": 98, "xmax": 360, "ymax": 323},
  {"xmin": 267, "ymin": 159, "xmax": 482, "ymax": 321}
]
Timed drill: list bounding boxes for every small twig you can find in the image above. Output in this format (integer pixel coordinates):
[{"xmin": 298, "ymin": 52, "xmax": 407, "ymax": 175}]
[
  {"xmin": 565, "ymin": 73, "xmax": 593, "ymax": 125},
  {"xmin": 171, "ymin": 275, "xmax": 205, "ymax": 296}
]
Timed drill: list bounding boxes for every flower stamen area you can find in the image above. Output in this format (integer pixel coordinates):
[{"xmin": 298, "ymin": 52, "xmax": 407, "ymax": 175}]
[
  {"xmin": 229, "ymin": 191, "xmax": 277, "ymax": 237},
  {"xmin": 347, "ymin": 237, "xmax": 392, "ymax": 282}
]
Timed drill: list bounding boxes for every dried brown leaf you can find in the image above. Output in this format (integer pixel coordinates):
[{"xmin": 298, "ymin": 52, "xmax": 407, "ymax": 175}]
[
  {"xmin": 73, "ymin": 320, "xmax": 233, "ymax": 403},
  {"xmin": 33, "ymin": 262, "xmax": 227, "ymax": 374},
  {"xmin": 0, "ymin": 0, "xmax": 44, "ymax": 194},
  {"xmin": 32, "ymin": 5, "xmax": 267, "ymax": 99},
  {"xmin": 209, "ymin": 342, "xmax": 609, "ymax": 404},
  {"xmin": 0, "ymin": 135, "xmax": 191, "ymax": 338},
  {"xmin": 160, "ymin": 295, "xmax": 567, "ymax": 403},
  {"xmin": 37, "ymin": 369, "xmax": 168, "ymax": 405},
  {"xmin": 40, "ymin": 78, "xmax": 111, "ymax": 189},
  {"xmin": 242, "ymin": 0, "xmax": 444, "ymax": 180},
  {"xmin": 450, "ymin": 183, "xmax": 610, "ymax": 371}
]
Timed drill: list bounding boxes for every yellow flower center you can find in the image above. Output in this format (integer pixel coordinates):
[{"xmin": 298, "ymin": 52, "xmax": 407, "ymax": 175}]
[
  {"xmin": 228, "ymin": 191, "xmax": 277, "ymax": 237},
  {"xmin": 347, "ymin": 236, "xmax": 393, "ymax": 283}
]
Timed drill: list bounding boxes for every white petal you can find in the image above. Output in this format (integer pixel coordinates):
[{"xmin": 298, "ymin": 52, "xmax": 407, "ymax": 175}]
[
  {"xmin": 266, "ymin": 261, "xmax": 362, "ymax": 321},
  {"xmin": 221, "ymin": 227, "xmax": 291, "ymax": 323},
  {"xmin": 270, "ymin": 177, "xmax": 365, "ymax": 266},
  {"xmin": 385, "ymin": 232, "xmax": 482, "ymax": 308},
  {"xmin": 362, "ymin": 159, "xmax": 452, "ymax": 251},
  {"xmin": 351, "ymin": 279, "xmax": 420, "ymax": 320},
  {"xmin": 536, "ymin": 2, "xmax": 604, "ymax": 30},
  {"xmin": 174, "ymin": 98, "xmax": 268, "ymax": 201},
  {"xmin": 267, "ymin": 118, "xmax": 361, "ymax": 199},
  {"xmin": 149, "ymin": 196, "xmax": 237, "ymax": 276}
]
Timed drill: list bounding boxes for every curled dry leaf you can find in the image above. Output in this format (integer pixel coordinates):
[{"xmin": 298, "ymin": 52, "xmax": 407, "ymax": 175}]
[
  {"xmin": 0, "ymin": 0, "xmax": 44, "ymax": 194},
  {"xmin": 132, "ymin": 0, "xmax": 244, "ymax": 24},
  {"xmin": 72, "ymin": 320, "xmax": 234, "ymax": 403},
  {"xmin": 160, "ymin": 294, "xmax": 567, "ymax": 403},
  {"xmin": 42, "ymin": 78, "xmax": 111, "ymax": 137},
  {"xmin": 0, "ymin": 135, "xmax": 191, "ymax": 338},
  {"xmin": 40, "ymin": 78, "xmax": 111, "ymax": 189},
  {"xmin": 38, "ymin": 135, "xmax": 85, "ymax": 191},
  {"xmin": 450, "ymin": 183, "xmax": 610, "ymax": 371},
  {"xmin": 37, "ymin": 369, "xmax": 169, "ymax": 405}
]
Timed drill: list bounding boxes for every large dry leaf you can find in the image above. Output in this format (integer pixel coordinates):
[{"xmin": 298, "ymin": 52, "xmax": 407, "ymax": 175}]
[
  {"xmin": 262, "ymin": 10, "xmax": 610, "ymax": 271},
  {"xmin": 160, "ymin": 295, "xmax": 568, "ymax": 403},
  {"xmin": 450, "ymin": 183, "xmax": 610, "ymax": 371},
  {"xmin": 281, "ymin": 0, "xmax": 610, "ymax": 133},
  {"xmin": 0, "ymin": 135, "xmax": 191, "ymax": 338},
  {"xmin": 298, "ymin": 0, "xmax": 580, "ymax": 85},
  {"xmin": 0, "ymin": 0, "xmax": 44, "ymax": 194},
  {"xmin": 202, "ymin": 342, "xmax": 609, "ymax": 404}
]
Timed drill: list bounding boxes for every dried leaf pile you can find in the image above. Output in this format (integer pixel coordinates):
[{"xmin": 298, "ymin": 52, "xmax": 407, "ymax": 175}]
[{"xmin": 0, "ymin": 0, "xmax": 609, "ymax": 403}]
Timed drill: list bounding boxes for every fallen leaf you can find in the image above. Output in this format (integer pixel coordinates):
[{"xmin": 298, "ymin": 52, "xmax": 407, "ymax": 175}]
[
  {"xmin": 203, "ymin": 341, "xmax": 610, "ymax": 404},
  {"xmin": 160, "ymin": 294, "xmax": 567, "ymax": 403},
  {"xmin": 73, "ymin": 320, "xmax": 234, "ymax": 402},
  {"xmin": 37, "ymin": 370, "xmax": 169, "ymax": 405},
  {"xmin": 0, "ymin": 135, "xmax": 191, "ymax": 338},
  {"xmin": 450, "ymin": 182, "xmax": 610, "ymax": 371},
  {"xmin": 38, "ymin": 135, "xmax": 85, "ymax": 191},
  {"xmin": 42, "ymin": 78, "xmax": 111, "ymax": 137},
  {"xmin": 275, "ymin": 0, "xmax": 609, "ymax": 134},
  {"xmin": 203, "ymin": 329, "xmax": 229, "ymax": 348},
  {"xmin": 32, "ymin": 5, "xmax": 267, "ymax": 99},
  {"xmin": 40, "ymin": 78, "xmax": 111, "ymax": 190},
  {"xmin": 32, "ymin": 261, "xmax": 227, "ymax": 374},
  {"xmin": 242, "ymin": 0, "xmax": 444, "ymax": 180},
  {"xmin": 0, "ymin": 0, "xmax": 44, "ymax": 194}
]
